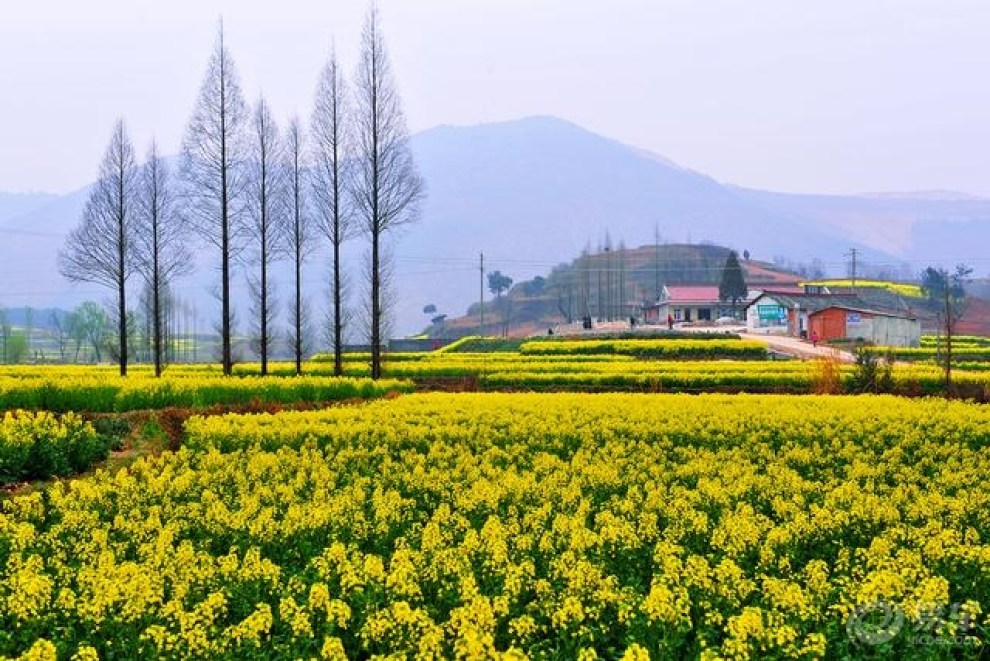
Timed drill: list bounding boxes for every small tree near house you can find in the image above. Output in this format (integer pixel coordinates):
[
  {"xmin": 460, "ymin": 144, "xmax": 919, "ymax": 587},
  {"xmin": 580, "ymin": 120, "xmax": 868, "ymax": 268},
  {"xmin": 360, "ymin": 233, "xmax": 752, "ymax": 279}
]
[
  {"xmin": 921, "ymin": 264, "xmax": 972, "ymax": 395},
  {"xmin": 488, "ymin": 271, "xmax": 513, "ymax": 337},
  {"xmin": 719, "ymin": 251, "xmax": 747, "ymax": 319}
]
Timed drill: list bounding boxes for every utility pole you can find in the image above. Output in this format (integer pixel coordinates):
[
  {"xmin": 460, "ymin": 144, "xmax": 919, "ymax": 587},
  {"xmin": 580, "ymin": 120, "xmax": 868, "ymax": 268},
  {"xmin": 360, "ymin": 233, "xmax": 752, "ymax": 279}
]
[
  {"xmin": 845, "ymin": 248, "xmax": 859, "ymax": 292},
  {"xmin": 479, "ymin": 251, "xmax": 485, "ymax": 336}
]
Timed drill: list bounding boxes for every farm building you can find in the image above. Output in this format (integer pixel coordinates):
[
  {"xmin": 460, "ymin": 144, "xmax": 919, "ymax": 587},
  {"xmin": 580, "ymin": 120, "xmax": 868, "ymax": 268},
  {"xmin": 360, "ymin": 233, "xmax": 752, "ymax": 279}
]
[
  {"xmin": 745, "ymin": 286, "xmax": 918, "ymax": 341},
  {"xmin": 808, "ymin": 306, "xmax": 921, "ymax": 347},
  {"xmin": 643, "ymin": 285, "xmax": 759, "ymax": 325},
  {"xmin": 745, "ymin": 291, "xmax": 851, "ymax": 337}
]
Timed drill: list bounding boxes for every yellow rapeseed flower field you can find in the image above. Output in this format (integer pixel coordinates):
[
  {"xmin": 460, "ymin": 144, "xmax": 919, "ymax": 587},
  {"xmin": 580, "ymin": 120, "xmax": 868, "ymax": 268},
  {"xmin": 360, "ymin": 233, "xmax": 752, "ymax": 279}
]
[
  {"xmin": 0, "ymin": 374, "xmax": 411, "ymax": 412},
  {"xmin": 0, "ymin": 393, "xmax": 986, "ymax": 658}
]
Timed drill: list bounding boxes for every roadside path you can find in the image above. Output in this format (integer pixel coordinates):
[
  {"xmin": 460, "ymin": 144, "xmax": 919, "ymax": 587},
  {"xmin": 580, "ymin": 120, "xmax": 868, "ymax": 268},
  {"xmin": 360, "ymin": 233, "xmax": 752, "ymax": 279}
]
[{"xmin": 740, "ymin": 332, "xmax": 855, "ymax": 362}]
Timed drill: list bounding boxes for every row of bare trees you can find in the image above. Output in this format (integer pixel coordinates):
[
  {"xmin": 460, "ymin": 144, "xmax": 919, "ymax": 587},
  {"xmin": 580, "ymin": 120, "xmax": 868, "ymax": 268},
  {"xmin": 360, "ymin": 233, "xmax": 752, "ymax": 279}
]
[
  {"xmin": 60, "ymin": 7, "xmax": 422, "ymax": 379},
  {"xmin": 573, "ymin": 235, "xmax": 630, "ymax": 323},
  {"xmin": 59, "ymin": 124, "xmax": 189, "ymax": 377}
]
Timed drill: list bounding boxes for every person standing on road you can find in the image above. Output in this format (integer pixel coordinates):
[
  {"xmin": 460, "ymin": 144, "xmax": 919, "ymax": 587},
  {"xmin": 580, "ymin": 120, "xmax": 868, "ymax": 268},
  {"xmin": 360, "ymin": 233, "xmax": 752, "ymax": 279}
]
[{"xmin": 811, "ymin": 330, "xmax": 819, "ymax": 347}]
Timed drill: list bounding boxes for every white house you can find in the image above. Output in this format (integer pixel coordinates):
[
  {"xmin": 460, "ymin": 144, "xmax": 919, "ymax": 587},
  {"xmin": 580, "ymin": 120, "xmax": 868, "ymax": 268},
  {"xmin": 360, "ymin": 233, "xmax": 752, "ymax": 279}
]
[
  {"xmin": 644, "ymin": 285, "xmax": 761, "ymax": 325},
  {"xmin": 745, "ymin": 290, "xmax": 838, "ymax": 337}
]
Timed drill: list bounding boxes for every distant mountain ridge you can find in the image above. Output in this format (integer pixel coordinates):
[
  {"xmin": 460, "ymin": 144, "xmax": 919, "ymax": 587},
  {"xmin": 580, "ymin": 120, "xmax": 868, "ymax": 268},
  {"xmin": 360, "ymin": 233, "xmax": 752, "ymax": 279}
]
[
  {"xmin": 0, "ymin": 192, "xmax": 59, "ymax": 225},
  {"xmin": 1, "ymin": 115, "xmax": 988, "ymax": 336}
]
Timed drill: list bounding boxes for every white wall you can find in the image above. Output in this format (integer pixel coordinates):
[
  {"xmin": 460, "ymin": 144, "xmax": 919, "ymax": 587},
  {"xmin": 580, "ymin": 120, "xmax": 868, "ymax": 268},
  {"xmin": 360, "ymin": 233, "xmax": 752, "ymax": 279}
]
[{"xmin": 846, "ymin": 314, "xmax": 920, "ymax": 347}]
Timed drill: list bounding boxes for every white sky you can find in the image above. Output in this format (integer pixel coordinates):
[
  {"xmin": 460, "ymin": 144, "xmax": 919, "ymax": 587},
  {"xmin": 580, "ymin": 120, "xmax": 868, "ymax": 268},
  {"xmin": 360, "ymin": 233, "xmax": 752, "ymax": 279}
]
[{"xmin": 1, "ymin": 0, "xmax": 988, "ymax": 196}]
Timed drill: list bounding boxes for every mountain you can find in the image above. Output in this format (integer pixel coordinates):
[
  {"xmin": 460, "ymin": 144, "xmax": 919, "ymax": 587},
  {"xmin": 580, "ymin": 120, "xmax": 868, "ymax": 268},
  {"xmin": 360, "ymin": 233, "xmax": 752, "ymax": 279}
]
[
  {"xmin": 0, "ymin": 187, "xmax": 92, "ymax": 310},
  {"xmin": 0, "ymin": 306, "xmax": 69, "ymax": 330},
  {"xmin": 733, "ymin": 187, "xmax": 990, "ymax": 261},
  {"xmin": 2, "ymin": 115, "xmax": 989, "ymax": 337},
  {"xmin": 0, "ymin": 192, "xmax": 59, "ymax": 225},
  {"xmin": 395, "ymin": 116, "xmax": 990, "ymax": 332}
]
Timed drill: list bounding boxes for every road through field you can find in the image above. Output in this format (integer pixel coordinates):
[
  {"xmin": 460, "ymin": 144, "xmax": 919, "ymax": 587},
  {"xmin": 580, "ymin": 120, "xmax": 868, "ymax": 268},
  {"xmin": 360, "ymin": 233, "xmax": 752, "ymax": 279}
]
[{"xmin": 740, "ymin": 332, "xmax": 856, "ymax": 362}]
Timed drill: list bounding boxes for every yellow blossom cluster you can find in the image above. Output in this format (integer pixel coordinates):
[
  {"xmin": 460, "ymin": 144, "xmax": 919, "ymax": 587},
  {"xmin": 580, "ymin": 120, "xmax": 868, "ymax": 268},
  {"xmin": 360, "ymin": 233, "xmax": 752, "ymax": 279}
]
[
  {"xmin": 0, "ymin": 393, "xmax": 985, "ymax": 658},
  {"xmin": 0, "ymin": 411, "xmax": 105, "ymax": 485},
  {"xmin": 866, "ymin": 345, "xmax": 990, "ymax": 362},
  {"xmin": 519, "ymin": 339, "xmax": 768, "ymax": 359},
  {"xmin": 0, "ymin": 374, "xmax": 411, "ymax": 413},
  {"xmin": 2, "ymin": 350, "xmax": 988, "ymax": 397}
]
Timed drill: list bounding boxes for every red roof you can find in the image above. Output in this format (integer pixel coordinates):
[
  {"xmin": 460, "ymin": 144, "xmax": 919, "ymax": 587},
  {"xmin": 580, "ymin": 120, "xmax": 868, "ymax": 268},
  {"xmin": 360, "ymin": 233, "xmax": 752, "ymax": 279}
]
[
  {"xmin": 665, "ymin": 285, "xmax": 721, "ymax": 302},
  {"xmin": 760, "ymin": 286, "xmax": 805, "ymax": 295}
]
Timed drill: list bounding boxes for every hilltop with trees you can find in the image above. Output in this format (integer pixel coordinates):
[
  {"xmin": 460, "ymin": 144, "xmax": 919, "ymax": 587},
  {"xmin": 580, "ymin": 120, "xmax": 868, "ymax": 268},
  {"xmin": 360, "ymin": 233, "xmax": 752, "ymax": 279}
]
[{"xmin": 431, "ymin": 242, "xmax": 804, "ymax": 338}]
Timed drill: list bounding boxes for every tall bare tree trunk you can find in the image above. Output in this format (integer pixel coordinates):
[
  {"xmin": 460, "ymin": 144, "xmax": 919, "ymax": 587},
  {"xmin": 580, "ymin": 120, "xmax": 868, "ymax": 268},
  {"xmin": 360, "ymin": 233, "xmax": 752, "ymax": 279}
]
[
  {"xmin": 59, "ymin": 119, "xmax": 137, "ymax": 376},
  {"xmin": 152, "ymin": 205, "xmax": 161, "ymax": 377},
  {"xmin": 220, "ymin": 44, "xmax": 231, "ymax": 376},
  {"xmin": 181, "ymin": 23, "xmax": 248, "ymax": 376},
  {"xmin": 313, "ymin": 47, "xmax": 352, "ymax": 377},
  {"xmin": 290, "ymin": 119, "xmax": 305, "ymax": 376},
  {"xmin": 352, "ymin": 6, "xmax": 424, "ymax": 379},
  {"xmin": 246, "ymin": 97, "xmax": 285, "ymax": 377},
  {"xmin": 117, "ymin": 149, "xmax": 128, "ymax": 376},
  {"xmin": 136, "ymin": 142, "xmax": 189, "ymax": 378}
]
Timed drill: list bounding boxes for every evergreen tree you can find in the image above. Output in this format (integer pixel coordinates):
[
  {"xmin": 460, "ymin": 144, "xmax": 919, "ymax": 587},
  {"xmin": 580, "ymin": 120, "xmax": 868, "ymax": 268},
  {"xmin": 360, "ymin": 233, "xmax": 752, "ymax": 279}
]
[{"xmin": 718, "ymin": 251, "xmax": 747, "ymax": 318}]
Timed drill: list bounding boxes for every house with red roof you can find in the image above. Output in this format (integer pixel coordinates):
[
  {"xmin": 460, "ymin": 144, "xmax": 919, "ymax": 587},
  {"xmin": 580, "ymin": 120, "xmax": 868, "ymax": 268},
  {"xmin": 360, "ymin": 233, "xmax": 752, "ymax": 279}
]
[{"xmin": 643, "ymin": 285, "xmax": 757, "ymax": 325}]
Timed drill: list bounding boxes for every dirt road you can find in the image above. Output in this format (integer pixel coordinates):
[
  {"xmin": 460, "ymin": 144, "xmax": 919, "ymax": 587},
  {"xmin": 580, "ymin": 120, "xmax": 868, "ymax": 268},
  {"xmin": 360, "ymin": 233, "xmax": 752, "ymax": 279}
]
[{"xmin": 740, "ymin": 332, "xmax": 855, "ymax": 362}]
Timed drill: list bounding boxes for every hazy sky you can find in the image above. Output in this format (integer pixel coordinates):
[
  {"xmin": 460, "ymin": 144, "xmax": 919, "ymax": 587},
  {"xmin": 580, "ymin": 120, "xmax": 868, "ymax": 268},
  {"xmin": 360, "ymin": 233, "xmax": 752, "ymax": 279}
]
[{"xmin": 2, "ymin": 0, "xmax": 988, "ymax": 196}]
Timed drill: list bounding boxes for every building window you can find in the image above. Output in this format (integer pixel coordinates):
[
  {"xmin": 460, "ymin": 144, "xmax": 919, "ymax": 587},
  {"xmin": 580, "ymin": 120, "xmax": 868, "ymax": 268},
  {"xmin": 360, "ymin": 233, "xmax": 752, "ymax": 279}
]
[
  {"xmin": 698, "ymin": 308, "xmax": 712, "ymax": 321},
  {"xmin": 674, "ymin": 308, "xmax": 683, "ymax": 321}
]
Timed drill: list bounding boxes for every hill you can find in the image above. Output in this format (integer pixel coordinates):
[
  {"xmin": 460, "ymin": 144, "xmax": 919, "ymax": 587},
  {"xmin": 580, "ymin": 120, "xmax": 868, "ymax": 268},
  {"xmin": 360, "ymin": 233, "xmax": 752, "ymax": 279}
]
[
  {"xmin": 2, "ymin": 116, "xmax": 989, "ymax": 337},
  {"xmin": 432, "ymin": 243, "xmax": 802, "ymax": 337},
  {"xmin": 0, "ymin": 192, "xmax": 58, "ymax": 225}
]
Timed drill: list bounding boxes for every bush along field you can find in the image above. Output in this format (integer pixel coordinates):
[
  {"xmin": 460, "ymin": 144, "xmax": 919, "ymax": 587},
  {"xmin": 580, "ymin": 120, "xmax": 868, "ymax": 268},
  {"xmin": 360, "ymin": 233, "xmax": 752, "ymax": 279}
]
[
  {"xmin": 0, "ymin": 411, "xmax": 115, "ymax": 486},
  {"xmin": 0, "ymin": 375, "xmax": 412, "ymax": 413},
  {"xmin": 0, "ymin": 393, "xmax": 987, "ymax": 659}
]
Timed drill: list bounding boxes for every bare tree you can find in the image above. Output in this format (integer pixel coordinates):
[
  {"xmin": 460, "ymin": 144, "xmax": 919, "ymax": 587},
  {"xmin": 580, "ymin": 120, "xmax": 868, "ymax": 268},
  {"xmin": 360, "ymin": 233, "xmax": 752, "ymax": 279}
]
[
  {"xmin": 0, "ymin": 308, "xmax": 10, "ymax": 364},
  {"xmin": 595, "ymin": 241, "xmax": 604, "ymax": 321},
  {"xmin": 50, "ymin": 311, "xmax": 70, "ymax": 362},
  {"xmin": 604, "ymin": 232, "xmax": 613, "ymax": 321},
  {"xmin": 244, "ymin": 95, "xmax": 286, "ymax": 376},
  {"xmin": 359, "ymin": 243, "xmax": 397, "ymax": 357},
  {"xmin": 181, "ymin": 23, "xmax": 249, "ymax": 376},
  {"xmin": 922, "ymin": 264, "xmax": 973, "ymax": 395},
  {"xmin": 135, "ymin": 141, "xmax": 191, "ymax": 376},
  {"xmin": 554, "ymin": 270, "xmax": 575, "ymax": 324},
  {"xmin": 323, "ymin": 266, "xmax": 354, "ymax": 356},
  {"xmin": 352, "ymin": 6, "xmax": 425, "ymax": 379},
  {"xmin": 312, "ymin": 45, "xmax": 353, "ymax": 377},
  {"xmin": 24, "ymin": 308, "xmax": 33, "ymax": 361},
  {"xmin": 618, "ymin": 239, "xmax": 628, "ymax": 321},
  {"xmin": 59, "ymin": 119, "xmax": 137, "ymax": 376},
  {"xmin": 579, "ymin": 244, "xmax": 592, "ymax": 324},
  {"xmin": 285, "ymin": 117, "xmax": 316, "ymax": 375}
]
